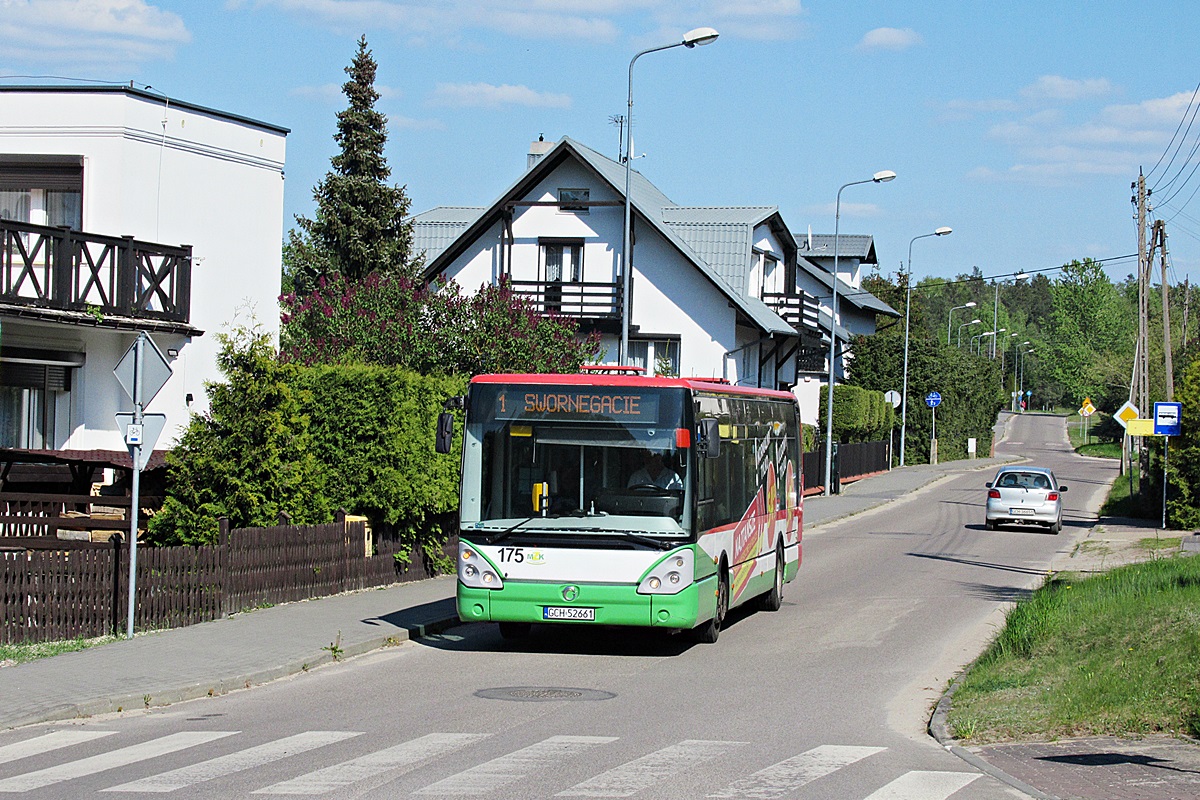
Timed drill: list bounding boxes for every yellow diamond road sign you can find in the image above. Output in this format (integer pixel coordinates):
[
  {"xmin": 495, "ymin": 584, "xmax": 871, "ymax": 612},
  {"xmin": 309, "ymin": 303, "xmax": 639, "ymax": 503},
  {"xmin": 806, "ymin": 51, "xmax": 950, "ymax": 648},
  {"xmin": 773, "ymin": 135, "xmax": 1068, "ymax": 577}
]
[
  {"xmin": 1115, "ymin": 401, "xmax": 1139, "ymax": 429},
  {"xmin": 1079, "ymin": 402, "xmax": 1096, "ymax": 417}
]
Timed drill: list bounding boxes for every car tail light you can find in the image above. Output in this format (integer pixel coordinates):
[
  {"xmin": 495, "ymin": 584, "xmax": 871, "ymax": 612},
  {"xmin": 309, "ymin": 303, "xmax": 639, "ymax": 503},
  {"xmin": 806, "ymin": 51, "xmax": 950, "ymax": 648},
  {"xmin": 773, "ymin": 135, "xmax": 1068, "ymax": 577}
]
[
  {"xmin": 1047, "ymin": 492, "xmax": 1059, "ymax": 501},
  {"xmin": 988, "ymin": 489, "xmax": 1001, "ymax": 499}
]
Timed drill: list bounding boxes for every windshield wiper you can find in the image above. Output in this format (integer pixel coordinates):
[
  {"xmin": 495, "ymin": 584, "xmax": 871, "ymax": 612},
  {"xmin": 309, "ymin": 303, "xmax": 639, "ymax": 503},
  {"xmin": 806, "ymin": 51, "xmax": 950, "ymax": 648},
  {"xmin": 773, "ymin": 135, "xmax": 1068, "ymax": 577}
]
[
  {"xmin": 586, "ymin": 529, "xmax": 674, "ymax": 549},
  {"xmin": 485, "ymin": 516, "xmax": 539, "ymax": 545}
]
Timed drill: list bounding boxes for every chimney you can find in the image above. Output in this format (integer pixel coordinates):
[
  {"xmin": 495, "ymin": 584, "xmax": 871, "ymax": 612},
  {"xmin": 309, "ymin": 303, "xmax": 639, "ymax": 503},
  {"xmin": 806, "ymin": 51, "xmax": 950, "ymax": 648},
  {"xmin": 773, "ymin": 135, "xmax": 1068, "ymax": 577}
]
[{"xmin": 527, "ymin": 135, "xmax": 554, "ymax": 170}]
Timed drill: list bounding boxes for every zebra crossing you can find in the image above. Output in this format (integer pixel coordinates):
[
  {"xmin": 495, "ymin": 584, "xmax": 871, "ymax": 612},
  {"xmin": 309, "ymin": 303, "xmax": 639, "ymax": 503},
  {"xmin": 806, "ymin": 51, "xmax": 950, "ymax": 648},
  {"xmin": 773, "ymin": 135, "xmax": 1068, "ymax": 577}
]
[{"xmin": 0, "ymin": 729, "xmax": 983, "ymax": 798}]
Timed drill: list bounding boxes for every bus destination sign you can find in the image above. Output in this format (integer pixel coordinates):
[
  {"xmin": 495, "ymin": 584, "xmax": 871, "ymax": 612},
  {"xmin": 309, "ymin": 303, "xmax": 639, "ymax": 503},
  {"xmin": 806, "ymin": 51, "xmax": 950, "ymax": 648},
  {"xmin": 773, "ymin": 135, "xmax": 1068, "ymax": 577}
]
[{"xmin": 495, "ymin": 390, "xmax": 660, "ymax": 423}]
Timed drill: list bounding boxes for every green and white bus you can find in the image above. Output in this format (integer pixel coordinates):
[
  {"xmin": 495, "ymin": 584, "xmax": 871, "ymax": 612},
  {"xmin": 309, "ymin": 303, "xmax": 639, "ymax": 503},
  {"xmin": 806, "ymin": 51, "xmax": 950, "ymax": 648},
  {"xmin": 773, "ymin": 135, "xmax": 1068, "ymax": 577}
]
[{"xmin": 436, "ymin": 369, "xmax": 803, "ymax": 643}]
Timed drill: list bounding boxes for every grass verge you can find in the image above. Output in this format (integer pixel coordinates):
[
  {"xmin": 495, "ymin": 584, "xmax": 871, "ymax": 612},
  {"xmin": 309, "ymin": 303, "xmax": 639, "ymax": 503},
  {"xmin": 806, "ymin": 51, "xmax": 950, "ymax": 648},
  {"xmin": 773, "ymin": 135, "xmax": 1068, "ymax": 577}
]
[
  {"xmin": 0, "ymin": 635, "xmax": 119, "ymax": 667},
  {"xmin": 947, "ymin": 553, "xmax": 1200, "ymax": 743}
]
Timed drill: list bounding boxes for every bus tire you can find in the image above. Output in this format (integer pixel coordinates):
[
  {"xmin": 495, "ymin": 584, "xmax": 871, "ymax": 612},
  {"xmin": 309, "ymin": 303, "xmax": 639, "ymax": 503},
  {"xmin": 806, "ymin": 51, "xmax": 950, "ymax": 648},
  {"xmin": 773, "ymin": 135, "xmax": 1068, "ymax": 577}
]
[
  {"xmin": 498, "ymin": 622, "xmax": 531, "ymax": 640},
  {"xmin": 759, "ymin": 544, "xmax": 784, "ymax": 612},
  {"xmin": 695, "ymin": 569, "xmax": 728, "ymax": 644}
]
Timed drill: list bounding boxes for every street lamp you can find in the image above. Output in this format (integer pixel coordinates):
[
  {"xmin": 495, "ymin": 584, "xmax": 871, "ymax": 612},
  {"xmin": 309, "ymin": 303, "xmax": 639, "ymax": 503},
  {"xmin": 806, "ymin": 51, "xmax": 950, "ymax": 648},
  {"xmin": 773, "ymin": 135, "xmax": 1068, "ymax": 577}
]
[
  {"xmin": 1019, "ymin": 348, "xmax": 1034, "ymax": 408},
  {"xmin": 957, "ymin": 318, "xmax": 981, "ymax": 347},
  {"xmin": 899, "ymin": 226, "xmax": 952, "ymax": 467},
  {"xmin": 946, "ymin": 301, "xmax": 977, "ymax": 345},
  {"xmin": 824, "ymin": 169, "xmax": 896, "ymax": 496},
  {"xmin": 1012, "ymin": 340, "xmax": 1031, "ymax": 410},
  {"xmin": 620, "ymin": 26, "xmax": 719, "ymax": 365},
  {"xmin": 974, "ymin": 328, "xmax": 1005, "ymax": 355}
]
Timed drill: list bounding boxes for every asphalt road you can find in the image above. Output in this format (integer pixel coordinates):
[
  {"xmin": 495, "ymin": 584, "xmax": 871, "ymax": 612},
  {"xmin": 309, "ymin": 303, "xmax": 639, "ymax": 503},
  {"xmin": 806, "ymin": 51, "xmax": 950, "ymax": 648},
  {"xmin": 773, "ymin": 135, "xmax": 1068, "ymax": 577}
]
[{"xmin": 0, "ymin": 413, "xmax": 1118, "ymax": 799}]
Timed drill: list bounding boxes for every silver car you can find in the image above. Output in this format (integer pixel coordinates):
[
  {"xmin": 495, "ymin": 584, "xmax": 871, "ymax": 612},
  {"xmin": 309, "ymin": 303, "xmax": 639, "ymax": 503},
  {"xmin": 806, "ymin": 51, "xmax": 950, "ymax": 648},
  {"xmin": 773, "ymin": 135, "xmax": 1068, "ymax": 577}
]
[{"xmin": 984, "ymin": 467, "xmax": 1068, "ymax": 533}]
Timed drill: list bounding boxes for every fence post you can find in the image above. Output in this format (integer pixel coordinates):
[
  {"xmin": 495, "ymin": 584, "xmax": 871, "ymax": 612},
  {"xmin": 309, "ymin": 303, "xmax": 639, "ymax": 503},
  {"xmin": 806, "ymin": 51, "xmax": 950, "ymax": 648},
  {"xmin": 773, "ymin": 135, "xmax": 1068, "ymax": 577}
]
[
  {"xmin": 218, "ymin": 517, "xmax": 230, "ymax": 616},
  {"xmin": 110, "ymin": 533, "xmax": 122, "ymax": 636}
]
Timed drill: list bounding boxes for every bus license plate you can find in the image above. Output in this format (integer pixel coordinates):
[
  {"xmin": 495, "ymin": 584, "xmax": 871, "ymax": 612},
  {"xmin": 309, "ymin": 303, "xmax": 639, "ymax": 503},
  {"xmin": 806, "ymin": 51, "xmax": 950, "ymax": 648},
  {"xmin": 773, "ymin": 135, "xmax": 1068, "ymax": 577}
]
[
  {"xmin": 543, "ymin": 606, "xmax": 595, "ymax": 621},
  {"xmin": 1011, "ymin": 508, "xmax": 1034, "ymax": 515}
]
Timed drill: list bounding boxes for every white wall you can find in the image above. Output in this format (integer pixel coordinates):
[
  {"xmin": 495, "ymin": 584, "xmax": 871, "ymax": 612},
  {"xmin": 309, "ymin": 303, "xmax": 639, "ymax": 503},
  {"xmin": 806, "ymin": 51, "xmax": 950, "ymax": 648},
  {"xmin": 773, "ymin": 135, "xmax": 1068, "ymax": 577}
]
[
  {"xmin": 433, "ymin": 156, "xmax": 741, "ymax": 381},
  {"xmin": 0, "ymin": 89, "xmax": 286, "ymax": 450}
]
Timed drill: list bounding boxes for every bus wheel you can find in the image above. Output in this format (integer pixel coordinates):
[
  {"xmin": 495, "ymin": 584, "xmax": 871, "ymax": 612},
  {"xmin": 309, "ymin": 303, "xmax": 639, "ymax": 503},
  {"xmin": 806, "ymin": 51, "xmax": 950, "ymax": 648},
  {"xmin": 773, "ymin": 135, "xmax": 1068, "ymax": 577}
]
[
  {"xmin": 695, "ymin": 570, "xmax": 728, "ymax": 644},
  {"xmin": 759, "ymin": 545, "xmax": 784, "ymax": 612},
  {"xmin": 498, "ymin": 622, "xmax": 531, "ymax": 640}
]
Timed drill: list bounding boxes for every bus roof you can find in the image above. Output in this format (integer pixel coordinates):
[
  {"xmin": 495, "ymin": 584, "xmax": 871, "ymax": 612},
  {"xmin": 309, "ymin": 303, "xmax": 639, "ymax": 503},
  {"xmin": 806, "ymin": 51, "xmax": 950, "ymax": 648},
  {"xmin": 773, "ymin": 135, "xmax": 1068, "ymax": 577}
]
[{"xmin": 469, "ymin": 373, "xmax": 798, "ymax": 402}]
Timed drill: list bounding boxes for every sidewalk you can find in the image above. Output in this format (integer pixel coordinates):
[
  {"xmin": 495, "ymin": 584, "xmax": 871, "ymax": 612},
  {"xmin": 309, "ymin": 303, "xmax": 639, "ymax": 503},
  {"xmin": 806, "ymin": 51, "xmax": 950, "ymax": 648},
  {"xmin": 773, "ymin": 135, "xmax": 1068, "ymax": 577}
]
[{"xmin": 2, "ymin": 455, "xmax": 1197, "ymax": 800}]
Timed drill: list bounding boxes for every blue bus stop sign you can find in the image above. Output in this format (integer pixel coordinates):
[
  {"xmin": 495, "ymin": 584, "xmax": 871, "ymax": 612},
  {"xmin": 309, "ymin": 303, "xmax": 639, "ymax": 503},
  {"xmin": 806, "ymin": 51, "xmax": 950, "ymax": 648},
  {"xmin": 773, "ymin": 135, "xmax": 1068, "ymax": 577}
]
[{"xmin": 925, "ymin": 391, "xmax": 942, "ymax": 408}]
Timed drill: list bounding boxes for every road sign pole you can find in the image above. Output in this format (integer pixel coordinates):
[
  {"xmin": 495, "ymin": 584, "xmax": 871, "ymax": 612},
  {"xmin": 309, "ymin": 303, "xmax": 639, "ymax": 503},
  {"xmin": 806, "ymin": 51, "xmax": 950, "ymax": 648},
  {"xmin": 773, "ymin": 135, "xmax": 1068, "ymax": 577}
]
[
  {"xmin": 126, "ymin": 332, "xmax": 145, "ymax": 640},
  {"xmin": 1163, "ymin": 436, "xmax": 1169, "ymax": 530}
]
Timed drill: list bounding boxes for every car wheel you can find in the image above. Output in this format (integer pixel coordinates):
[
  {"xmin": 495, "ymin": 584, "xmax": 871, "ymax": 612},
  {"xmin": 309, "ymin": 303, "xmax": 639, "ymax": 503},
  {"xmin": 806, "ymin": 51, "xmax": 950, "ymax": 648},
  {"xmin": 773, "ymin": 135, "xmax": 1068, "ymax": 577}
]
[
  {"xmin": 759, "ymin": 544, "xmax": 784, "ymax": 612},
  {"xmin": 695, "ymin": 569, "xmax": 729, "ymax": 644},
  {"xmin": 985, "ymin": 519, "xmax": 996, "ymax": 531},
  {"xmin": 1051, "ymin": 519, "xmax": 1062, "ymax": 534},
  {"xmin": 498, "ymin": 622, "xmax": 531, "ymax": 640}
]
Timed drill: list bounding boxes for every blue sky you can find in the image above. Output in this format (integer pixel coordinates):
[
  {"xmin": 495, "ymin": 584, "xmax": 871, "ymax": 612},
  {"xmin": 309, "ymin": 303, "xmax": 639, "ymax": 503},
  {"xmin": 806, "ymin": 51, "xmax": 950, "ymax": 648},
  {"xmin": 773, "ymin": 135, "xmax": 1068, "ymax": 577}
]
[{"xmin": 3, "ymin": 1, "xmax": 1199, "ymax": 286}]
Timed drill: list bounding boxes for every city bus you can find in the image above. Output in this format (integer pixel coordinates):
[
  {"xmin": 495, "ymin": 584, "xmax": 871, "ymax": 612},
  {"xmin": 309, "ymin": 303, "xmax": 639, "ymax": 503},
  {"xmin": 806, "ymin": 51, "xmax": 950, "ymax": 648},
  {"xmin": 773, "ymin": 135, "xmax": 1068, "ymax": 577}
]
[{"xmin": 435, "ymin": 369, "xmax": 803, "ymax": 643}]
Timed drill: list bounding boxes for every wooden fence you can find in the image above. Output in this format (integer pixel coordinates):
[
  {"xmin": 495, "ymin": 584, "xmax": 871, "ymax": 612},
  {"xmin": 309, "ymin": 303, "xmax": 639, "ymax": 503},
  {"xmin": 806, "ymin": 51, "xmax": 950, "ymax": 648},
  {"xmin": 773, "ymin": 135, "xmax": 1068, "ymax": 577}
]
[{"xmin": 0, "ymin": 516, "xmax": 454, "ymax": 645}]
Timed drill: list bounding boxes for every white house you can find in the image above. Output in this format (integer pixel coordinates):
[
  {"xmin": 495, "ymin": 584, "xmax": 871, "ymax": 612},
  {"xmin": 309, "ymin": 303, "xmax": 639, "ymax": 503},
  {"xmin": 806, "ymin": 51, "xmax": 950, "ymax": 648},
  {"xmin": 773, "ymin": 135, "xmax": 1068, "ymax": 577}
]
[
  {"xmin": 0, "ymin": 85, "xmax": 287, "ymax": 472},
  {"xmin": 414, "ymin": 137, "xmax": 896, "ymax": 424}
]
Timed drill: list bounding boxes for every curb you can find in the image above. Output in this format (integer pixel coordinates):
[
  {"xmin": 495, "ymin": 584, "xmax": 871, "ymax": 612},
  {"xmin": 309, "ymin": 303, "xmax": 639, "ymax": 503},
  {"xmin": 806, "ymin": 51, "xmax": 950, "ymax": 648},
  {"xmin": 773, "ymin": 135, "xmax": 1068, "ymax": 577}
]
[
  {"xmin": 928, "ymin": 674, "xmax": 1058, "ymax": 800},
  {"xmin": 3, "ymin": 612, "xmax": 463, "ymax": 730}
]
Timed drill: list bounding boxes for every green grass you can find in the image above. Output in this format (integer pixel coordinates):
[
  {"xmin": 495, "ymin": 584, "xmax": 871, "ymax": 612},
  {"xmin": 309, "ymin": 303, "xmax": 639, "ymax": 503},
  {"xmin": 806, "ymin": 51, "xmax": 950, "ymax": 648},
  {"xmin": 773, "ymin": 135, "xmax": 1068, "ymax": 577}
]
[
  {"xmin": 947, "ymin": 554, "xmax": 1200, "ymax": 743},
  {"xmin": 1077, "ymin": 441, "xmax": 1122, "ymax": 458},
  {"xmin": 0, "ymin": 635, "xmax": 119, "ymax": 666},
  {"xmin": 1099, "ymin": 462, "xmax": 1159, "ymax": 520}
]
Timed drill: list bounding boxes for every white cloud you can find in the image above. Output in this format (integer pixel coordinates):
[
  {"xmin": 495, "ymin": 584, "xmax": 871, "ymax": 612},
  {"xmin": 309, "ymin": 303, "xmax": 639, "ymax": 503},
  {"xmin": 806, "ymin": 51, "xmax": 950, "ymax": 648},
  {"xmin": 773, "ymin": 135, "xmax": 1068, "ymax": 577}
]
[
  {"xmin": 1020, "ymin": 75, "xmax": 1113, "ymax": 102},
  {"xmin": 240, "ymin": 0, "xmax": 804, "ymax": 43},
  {"xmin": 290, "ymin": 82, "xmax": 403, "ymax": 103},
  {"xmin": 856, "ymin": 27, "xmax": 922, "ymax": 52},
  {"xmin": 0, "ymin": 0, "xmax": 189, "ymax": 66},
  {"xmin": 428, "ymin": 82, "xmax": 571, "ymax": 110}
]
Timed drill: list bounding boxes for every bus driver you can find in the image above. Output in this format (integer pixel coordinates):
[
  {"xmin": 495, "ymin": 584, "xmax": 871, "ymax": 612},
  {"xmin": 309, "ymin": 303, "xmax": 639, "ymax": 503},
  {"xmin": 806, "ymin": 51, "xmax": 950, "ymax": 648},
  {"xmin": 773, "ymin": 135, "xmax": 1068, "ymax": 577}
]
[{"xmin": 627, "ymin": 449, "xmax": 683, "ymax": 491}]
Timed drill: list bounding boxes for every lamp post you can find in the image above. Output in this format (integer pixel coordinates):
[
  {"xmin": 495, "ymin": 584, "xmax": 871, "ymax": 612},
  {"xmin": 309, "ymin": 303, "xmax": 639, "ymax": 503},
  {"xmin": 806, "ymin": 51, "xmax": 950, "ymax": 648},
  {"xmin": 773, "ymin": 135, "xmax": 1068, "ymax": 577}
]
[
  {"xmin": 957, "ymin": 318, "xmax": 981, "ymax": 347},
  {"xmin": 974, "ymin": 328, "xmax": 1005, "ymax": 355},
  {"xmin": 1019, "ymin": 348, "xmax": 1034, "ymax": 407},
  {"xmin": 823, "ymin": 170, "xmax": 896, "ymax": 496},
  {"xmin": 946, "ymin": 301, "xmax": 977, "ymax": 345},
  {"xmin": 1012, "ymin": 340, "xmax": 1031, "ymax": 410},
  {"xmin": 620, "ymin": 26, "xmax": 719, "ymax": 365},
  {"xmin": 899, "ymin": 226, "xmax": 952, "ymax": 467}
]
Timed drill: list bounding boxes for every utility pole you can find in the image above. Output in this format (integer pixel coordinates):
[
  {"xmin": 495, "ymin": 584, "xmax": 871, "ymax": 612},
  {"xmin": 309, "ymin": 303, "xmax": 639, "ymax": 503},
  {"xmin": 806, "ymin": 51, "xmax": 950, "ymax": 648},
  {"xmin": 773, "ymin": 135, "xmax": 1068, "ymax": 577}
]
[
  {"xmin": 1135, "ymin": 172, "xmax": 1150, "ymax": 416},
  {"xmin": 1155, "ymin": 220, "xmax": 1173, "ymax": 400}
]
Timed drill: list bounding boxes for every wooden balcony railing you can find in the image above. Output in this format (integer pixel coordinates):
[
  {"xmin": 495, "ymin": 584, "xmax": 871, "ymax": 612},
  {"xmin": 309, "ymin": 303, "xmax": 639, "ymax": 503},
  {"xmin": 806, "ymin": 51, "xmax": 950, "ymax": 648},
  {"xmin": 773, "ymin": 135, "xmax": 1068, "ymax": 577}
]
[
  {"xmin": 762, "ymin": 291, "xmax": 820, "ymax": 332},
  {"xmin": 508, "ymin": 280, "xmax": 622, "ymax": 320},
  {"xmin": 1, "ymin": 220, "xmax": 192, "ymax": 324}
]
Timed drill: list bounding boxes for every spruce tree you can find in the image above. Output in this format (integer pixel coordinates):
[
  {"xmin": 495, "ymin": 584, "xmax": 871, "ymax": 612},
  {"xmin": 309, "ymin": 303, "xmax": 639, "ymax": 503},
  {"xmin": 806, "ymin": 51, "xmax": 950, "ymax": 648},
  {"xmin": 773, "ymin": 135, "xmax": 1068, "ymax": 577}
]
[{"xmin": 286, "ymin": 36, "xmax": 416, "ymax": 292}]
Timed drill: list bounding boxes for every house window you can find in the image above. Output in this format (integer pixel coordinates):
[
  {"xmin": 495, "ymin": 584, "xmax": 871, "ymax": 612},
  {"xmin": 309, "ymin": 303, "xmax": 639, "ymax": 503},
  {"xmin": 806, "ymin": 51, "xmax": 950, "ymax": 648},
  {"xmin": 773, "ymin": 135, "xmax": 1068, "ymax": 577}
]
[
  {"xmin": 0, "ymin": 347, "xmax": 83, "ymax": 450},
  {"xmin": 558, "ymin": 188, "xmax": 589, "ymax": 213},
  {"xmin": 762, "ymin": 253, "xmax": 780, "ymax": 295},
  {"xmin": 541, "ymin": 240, "xmax": 583, "ymax": 283},
  {"xmin": 0, "ymin": 156, "xmax": 84, "ymax": 229},
  {"xmin": 629, "ymin": 339, "xmax": 680, "ymax": 377}
]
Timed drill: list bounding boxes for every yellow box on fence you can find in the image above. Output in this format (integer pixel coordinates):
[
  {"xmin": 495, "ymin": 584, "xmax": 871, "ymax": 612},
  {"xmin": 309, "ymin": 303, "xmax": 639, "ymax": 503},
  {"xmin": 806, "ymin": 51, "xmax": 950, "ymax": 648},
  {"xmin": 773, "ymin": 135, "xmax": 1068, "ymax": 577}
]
[{"xmin": 344, "ymin": 514, "xmax": 372, "ymax": 557}]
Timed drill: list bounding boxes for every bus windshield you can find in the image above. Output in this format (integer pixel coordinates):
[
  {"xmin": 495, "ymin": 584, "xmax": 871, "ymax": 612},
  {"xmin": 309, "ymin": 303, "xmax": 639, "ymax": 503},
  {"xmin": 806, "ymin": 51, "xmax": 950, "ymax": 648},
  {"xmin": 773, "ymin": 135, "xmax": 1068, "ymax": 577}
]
[{"xmin": 461, "ymin": 384, "xmax": 690, "ymax": 538}]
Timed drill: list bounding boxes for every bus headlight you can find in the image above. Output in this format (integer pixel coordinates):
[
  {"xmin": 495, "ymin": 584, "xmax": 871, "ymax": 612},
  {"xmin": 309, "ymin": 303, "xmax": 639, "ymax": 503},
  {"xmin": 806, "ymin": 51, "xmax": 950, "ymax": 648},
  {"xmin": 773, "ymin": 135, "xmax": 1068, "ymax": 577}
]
[
  {"xmin": 459, "ymin": 542, "xmax": 503, "ymax": 590},
  {"xmin": 637, "ymin": 549, "xmax": 694, "ymax": 595}
]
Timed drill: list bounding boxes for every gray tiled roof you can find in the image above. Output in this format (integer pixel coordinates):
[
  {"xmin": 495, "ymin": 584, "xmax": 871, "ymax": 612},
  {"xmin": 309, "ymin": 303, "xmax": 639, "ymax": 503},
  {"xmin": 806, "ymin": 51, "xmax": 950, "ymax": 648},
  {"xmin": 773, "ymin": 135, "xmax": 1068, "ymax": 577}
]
[
  {"xmin": 800, "ymin": 257, "xmax": 899, "ymax": 317},
  {"xmin": 796, "ymin": 233, "xmax": 877, "ymax": 263},
  {"xmin": 660, "ymin": 206, "xmax": 777, "ymax": 297},
  {"xmin": 411, "ymin": 207, "xmax": 484, "ymax": 266}
]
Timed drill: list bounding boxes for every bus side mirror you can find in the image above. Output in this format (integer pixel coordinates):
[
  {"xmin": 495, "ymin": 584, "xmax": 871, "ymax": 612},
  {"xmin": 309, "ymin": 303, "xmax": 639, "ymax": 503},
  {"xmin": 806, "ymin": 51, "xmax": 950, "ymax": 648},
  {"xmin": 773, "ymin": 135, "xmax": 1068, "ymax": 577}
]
[
  {"xmin": 435, "ymin": 412, "xmax": 455, "ymax": 454},
  {"xmin": 696, "ymin": 418, "xmax": 720, "ymax": 459}
]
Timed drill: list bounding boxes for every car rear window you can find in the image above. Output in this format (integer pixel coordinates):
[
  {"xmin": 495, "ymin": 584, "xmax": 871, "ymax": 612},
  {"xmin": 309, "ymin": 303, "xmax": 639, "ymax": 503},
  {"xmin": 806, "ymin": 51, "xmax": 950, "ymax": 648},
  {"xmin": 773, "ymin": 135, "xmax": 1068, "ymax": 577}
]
[{"xmin": 998, "ymin": 472, "xmax": 1051, "ymax": 489}]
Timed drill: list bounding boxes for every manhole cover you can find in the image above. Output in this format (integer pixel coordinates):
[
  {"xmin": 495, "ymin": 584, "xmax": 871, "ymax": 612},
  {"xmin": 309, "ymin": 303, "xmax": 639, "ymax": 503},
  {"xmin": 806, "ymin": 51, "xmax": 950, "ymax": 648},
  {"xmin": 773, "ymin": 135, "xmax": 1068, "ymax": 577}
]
[{"xmin": 475, "ymin": 687, "xmax": 616, "ymax": 702}]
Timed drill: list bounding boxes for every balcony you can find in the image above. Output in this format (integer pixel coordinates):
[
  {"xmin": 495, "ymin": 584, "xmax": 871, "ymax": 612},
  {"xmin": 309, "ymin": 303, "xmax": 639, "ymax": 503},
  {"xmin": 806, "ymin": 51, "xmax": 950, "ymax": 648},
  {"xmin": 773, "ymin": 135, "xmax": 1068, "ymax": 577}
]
[
  {"xmin": 508, "ymin": 280, "xmax": 622, "ymax": 322},
  {"xmin": 762, "ymin": 290, "xmax": 820, "ymax": 332},
  {"xmin": 1, "ymin": 219, "xmax": 194, "ymax": 331}
]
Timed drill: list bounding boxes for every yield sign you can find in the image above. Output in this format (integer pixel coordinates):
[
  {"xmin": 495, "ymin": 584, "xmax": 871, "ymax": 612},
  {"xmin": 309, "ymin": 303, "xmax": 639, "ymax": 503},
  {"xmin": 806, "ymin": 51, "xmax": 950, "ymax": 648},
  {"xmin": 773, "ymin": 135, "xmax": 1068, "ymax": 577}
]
[{"xmin": 1114, "ymin": 401, "xmax": 1139, "ymax": 429}]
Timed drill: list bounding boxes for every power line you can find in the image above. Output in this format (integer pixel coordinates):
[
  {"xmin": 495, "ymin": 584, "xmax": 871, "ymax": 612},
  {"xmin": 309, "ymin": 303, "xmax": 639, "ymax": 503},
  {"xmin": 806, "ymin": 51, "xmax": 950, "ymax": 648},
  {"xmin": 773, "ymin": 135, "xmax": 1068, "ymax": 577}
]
[{"xmin": 1148, "ymin": 80, "xmax": 1200, "ymax": 185}]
